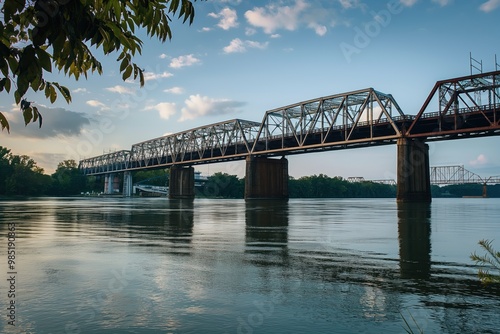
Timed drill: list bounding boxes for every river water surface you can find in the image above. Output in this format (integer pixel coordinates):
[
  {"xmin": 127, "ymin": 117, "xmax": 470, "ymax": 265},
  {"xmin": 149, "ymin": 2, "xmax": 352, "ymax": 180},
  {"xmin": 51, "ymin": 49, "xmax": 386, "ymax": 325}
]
[{"xmin": 0, "ymin": 197, "xmax": 499, "ymax": 333}]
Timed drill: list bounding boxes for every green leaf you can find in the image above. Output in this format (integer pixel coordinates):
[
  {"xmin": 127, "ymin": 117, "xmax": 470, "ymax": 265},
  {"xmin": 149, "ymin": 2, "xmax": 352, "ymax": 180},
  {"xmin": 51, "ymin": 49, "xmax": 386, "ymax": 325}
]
[
  {"xmin": 44, "ymin": 83, "xmax": 52, "ymax": 99},
  {"xmin": 35, "ymin": 48, "xmax": 52, "ymax": 72},
  {"xmin": 34, "ymin": 106, "xmax": 42, "ymax": 128},
  {"xmin": 16, "ymin": 74, "xmax": 30, "ymax": 98},
  {"xmin": 122, "ymin": 64, "xmax": 132, "ymax": 81},
  {"xmin": 22, "ymin": 106, "xmax": 33, "ymax": 126},
  {"xmin": 4, "ymin": 77, "xmax": 11, "ymax": 92},
  {"xmin": 0, "ymin": 112, "xmax": 10, "ymax": 133},
  {"xmin": 113, "ymin": 1, "xmax": 121, "ymax": 20},
  {"xmin": 49, "ymin": 85, "xmax": 57, "ymax": 103},
  {"xmin": 53, "ymin": 83, "xmax": 72, "ymax": 103},
  {"xmin": 119, "ymin": 57, "xmax": 128, "ymax": 72},
  {"xmin": 14, "ymin": 90, "xmax": 21, "ymax": 104}
]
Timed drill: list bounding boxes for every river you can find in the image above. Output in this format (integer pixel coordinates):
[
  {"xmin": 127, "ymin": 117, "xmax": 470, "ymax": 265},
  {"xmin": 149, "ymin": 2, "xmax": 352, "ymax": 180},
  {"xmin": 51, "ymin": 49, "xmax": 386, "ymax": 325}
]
[{"xmin": 0, "ymin": 197, "xmax": 499, "ymax": 333}]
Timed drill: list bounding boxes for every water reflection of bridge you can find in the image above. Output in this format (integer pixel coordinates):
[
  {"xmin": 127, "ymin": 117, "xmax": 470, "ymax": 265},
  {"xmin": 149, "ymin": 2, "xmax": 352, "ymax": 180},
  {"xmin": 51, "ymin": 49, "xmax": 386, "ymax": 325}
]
[{"xmin": 79, "ymin": 70, "xmax": 500, "ymax": 202}]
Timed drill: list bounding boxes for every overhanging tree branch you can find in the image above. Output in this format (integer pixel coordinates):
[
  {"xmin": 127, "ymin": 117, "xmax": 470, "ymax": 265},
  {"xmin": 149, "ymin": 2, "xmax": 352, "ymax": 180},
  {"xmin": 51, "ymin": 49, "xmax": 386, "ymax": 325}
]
[{"xmin": 0, "ymin": 0, "xmax": 203, "ymax": 133}]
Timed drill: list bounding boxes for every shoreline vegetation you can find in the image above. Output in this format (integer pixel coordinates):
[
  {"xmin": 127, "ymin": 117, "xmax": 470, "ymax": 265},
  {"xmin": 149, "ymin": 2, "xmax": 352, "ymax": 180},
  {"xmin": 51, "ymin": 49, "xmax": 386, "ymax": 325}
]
[{"xmin": 1, "ymin": 146, "xmax": 500, "ymax": 199}]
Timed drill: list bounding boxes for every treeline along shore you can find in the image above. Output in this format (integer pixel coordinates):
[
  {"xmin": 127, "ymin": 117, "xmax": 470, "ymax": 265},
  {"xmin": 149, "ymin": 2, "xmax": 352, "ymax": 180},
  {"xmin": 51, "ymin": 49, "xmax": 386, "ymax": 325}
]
[{"xmin": 1, "ymin": 146, "xmax": 499, "ymax": 198}]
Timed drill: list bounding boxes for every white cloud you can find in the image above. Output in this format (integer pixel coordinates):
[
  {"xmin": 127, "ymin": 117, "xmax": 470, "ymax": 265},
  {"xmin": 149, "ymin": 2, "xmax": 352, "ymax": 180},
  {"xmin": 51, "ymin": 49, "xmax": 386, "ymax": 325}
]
[
  {"xmin": 308, "ymin": 22, "xmax": 327, "ymax": 36},
  {"xmin": 164, "ymin": 87, "xmax": 184, "ymax": 94},
  {"xmin": 244, "ymin": 0, "xmax": 309, "ymax": 34},
  {"xmin": 223, "ymin": 39, "xmax": 246, "ymax": 53},
  {"xmin": 223, "ymin": 38, "xmax": 269, "ymax": 54},
  {"xmin": 270, "ymin": 34, "xmax": 281, "ymax": 38},
  {"xmin": 479, "ymin": 0, "xmax": 500, "ymax": 12},
  {"xmin": 159, "ymin": 53, "xmax": 168, "ymax": 59},
  {"xmin": 72, "ymin": 88, "xmax": 87, "ymax": 94},
  {"xmin": 179, "ymin": 94, "xmax": 245, "ymax": 121},
  {"xmin": 245, "ymin": 27, "xmax": 257, "ymax": 36},
  {"xmin": 338, "ymin": 0, "xmax": 362, "ymax": 9},
  {"xmin": 209, "ymin": 7, "xmax": 239, "ymax": 30},
  {"xmin": 169, "ymin": 54, "xmax": 201, "ymax": 69},
  {"xmin": 144, "ymin": 102, "xmax": 177, "ymax": 120},
  {"xmin": 400, "ymin": 0, "xmax": 418, "ymax": 6},
  {"xmin": 86, "ymin": 100, "xmax": 108, "ymax": 109},
  {"xmin": 201, "ymin": 27, "xmax": 212, "ymax": 32},
  {"xmin": 432, "ymin": 0, "xmax": 452, "ymax": 6},
  {"xmin": 106, "ymin": 85, "xmax": 134, "ymax": 94},
  {"xmin": 144, "ymin": 71, "xmax": 173, "ymax": 81},
  {"xmin": 244, "ymin": 0, "xmax": 329, "ymax": 36},
  {"xmin": 470, "ymin": 154, "xmax": 488, "ymax": 166}
]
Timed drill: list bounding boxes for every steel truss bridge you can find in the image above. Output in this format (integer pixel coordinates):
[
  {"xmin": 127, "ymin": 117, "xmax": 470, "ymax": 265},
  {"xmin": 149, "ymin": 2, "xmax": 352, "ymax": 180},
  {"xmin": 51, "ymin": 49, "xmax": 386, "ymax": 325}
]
[
  {"xmin": 79, "ymin": 71, "xmax": 500, "ymax": 175},
  {"xmin": 430, "ymin": 165, "xmax": 500, "ymax": 185},
  {"xmin": 362, "ymin": 165, "xmax": 500, "ymax": 186}
]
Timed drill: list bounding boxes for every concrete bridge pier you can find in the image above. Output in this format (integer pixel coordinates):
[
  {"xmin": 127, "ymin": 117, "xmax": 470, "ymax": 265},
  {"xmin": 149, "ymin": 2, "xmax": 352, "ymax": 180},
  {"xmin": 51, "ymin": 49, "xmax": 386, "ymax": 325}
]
[
  {"xmin": 104, "ymin": 173, "xmax": 120, "ymax": 194},
  {"xmin": 245, "ymin": 156, "xmax": 289, "ymax": 200},
  {"xmin": 169, "ymin": 166, "xmax": 195, "ymax": 200},
  {"xmin": 123, "ymin": 171, "xmax": 133, "ymax": 197},
  {"xmin": 397, "ymin": 138, "xmax": 431, "ymax": 203}
]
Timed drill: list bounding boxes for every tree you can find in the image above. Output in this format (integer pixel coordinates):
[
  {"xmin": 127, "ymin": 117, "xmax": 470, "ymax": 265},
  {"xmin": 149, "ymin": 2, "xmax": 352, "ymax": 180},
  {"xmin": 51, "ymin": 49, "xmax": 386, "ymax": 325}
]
[
  {"xmin": 0, "ymin": 146, "xmax": 13, "ymax": 194},
  {"xmin": 0, "ymin": 0, "xmax": 203, "ymax": 132},
  {"xmin": 3, "ymin": 152, "xmax": 51, "ymax": 195},
  {"xmin": 51, "ymin": 159, "xmax": 86, "ymax": 195},
  {"xmin": 201, "ymin": 173, "xmax": 244, "ymax": 198}
]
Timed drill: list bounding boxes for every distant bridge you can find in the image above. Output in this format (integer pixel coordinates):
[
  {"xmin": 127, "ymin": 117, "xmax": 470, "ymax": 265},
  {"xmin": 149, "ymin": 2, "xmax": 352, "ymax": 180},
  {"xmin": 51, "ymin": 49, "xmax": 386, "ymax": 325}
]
[
  {"xmin": 361, "ymin": 165, "xmax": 500, "ymax": 186},
  {"xmin": 430, "ymin": 165, "xmax": 500, "ymax": 185},
  {"xmin": 79, "ymin": 71, "xmax": 500, "ymax": 201}
]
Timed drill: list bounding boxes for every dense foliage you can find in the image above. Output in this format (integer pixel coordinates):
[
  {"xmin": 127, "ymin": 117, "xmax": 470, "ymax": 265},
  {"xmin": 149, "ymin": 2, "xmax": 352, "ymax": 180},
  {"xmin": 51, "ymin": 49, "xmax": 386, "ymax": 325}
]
[
  {"xmin": 289, "ymin": 174, "xmax": 396, "ymax": 198},
  {"xmin": 0, "ymin": 146, "xmax": 95, "ymax": 196},
  {"xmin": 1, "ymin": 0, "xmax": 202, "ymax": 132},
  {"xmin": 199, "ymin": 172, "xmax": 245, "ymax": 198}
]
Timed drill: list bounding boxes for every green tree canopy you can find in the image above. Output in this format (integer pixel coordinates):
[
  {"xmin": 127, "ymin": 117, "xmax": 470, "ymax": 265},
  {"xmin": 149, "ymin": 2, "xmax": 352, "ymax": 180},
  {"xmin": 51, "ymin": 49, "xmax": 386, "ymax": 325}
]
[
  {"xmin": 51, "ymin": 159, "xmax": 86, "ymax": 195},
  {"xmin": 0, "ymin": 0, "xmax": 202, "ymax": 132}
]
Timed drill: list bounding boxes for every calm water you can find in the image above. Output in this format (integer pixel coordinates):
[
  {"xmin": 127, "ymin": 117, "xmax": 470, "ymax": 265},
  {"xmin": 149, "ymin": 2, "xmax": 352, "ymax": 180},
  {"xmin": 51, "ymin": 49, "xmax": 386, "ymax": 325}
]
[{"xmin": 0, "ymin": 197, "xmax": 499, "ymax": 333}]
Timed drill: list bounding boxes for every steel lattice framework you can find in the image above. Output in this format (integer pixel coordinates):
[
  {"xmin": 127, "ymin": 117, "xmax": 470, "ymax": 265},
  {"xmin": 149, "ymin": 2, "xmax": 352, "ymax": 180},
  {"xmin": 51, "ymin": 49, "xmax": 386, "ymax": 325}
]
[
  {"xmin": 125, "ymin": 119, "xmax": 261, "ymax": 171},
  {"xmin": 79, "ymin": 150, "xmax": 131, "ymax": 174},
  {"xmin": 407, "ymin": 70, "xmax": 500, "ymax": 139},
  {"xmin": 79, "ymin": 89, "xmax": 409, "ymax": 175},
  {"xmin": 430, "ymin": 165, "xmax": 484, "ymax": 185},
  {"xmin": 430, "ymin": 165, "xmax": 500, "ymax": 185},
  {"xmin": 251, "ymin": 88, "xmax": 407, "ymax": 155}
]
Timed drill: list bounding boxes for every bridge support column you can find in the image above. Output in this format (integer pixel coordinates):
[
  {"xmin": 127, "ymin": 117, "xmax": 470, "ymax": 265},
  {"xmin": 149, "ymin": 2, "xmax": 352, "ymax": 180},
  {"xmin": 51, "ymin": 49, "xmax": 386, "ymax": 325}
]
[
  {"xmin": 104, "ymin": 173, "xmax": 119, "ymax": 194},
  {"xmin": 169, "ymin": 166, "xmax": 195, "ymax": 200},
  {"xmin": 123, "ymin": 171, "xmax": 133, "ymax": 197},
  {"xmin": 245, "ymin": 156, "xmax": 288, "ymax": 200},
  {"xmin": 397, "ymin": 138, "xmax": 431, "ymax": 203}
]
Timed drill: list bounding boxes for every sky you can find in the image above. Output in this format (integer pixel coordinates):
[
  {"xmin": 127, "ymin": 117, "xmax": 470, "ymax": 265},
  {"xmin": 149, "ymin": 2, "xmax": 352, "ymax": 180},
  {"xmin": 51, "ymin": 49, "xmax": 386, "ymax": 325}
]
[{"xmin": 1, "ymin": 0, "xmax": 500, "ymax": 180}]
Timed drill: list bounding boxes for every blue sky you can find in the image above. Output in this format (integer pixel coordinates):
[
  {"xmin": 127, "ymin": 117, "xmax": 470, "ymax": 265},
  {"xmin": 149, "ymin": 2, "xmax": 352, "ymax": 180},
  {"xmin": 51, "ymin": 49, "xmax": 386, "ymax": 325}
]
[{"xmin": 1, "ymin": 0, "xmax": 500, "ymax": 180}]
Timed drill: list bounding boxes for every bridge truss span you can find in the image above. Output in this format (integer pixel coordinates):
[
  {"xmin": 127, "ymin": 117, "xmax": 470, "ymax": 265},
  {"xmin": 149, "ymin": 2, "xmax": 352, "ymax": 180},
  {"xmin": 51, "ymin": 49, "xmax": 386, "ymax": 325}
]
[
  {"xmin": 407, "ymin": 70, "xmax": 500, "ymax": 140},
  {"xmin": 251, "ymin": 88, "xmax": 409, "ymax": 155},
  {"xmin": 78, "ymin": 150, "xmax": 131, "ymax": 175},
  {"xmin": 430, "ymin": 165, "xmax": 500, "ymax": 185},
  {"xmin": 128, "ymin": 119, "xmax": 261, "ymax": 170}
]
